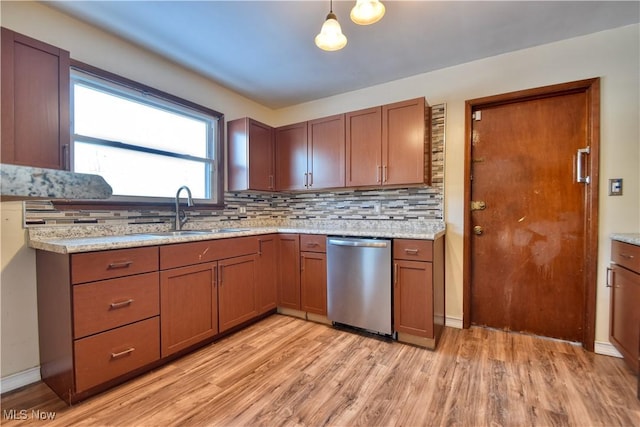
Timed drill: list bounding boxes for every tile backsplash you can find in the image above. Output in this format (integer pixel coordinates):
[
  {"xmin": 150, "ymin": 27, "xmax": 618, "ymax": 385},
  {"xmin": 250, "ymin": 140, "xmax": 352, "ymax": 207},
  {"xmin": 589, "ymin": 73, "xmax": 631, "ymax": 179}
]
[{"xmin": 24, "ymin": 104, "xmax": 445, "ymax": 228}]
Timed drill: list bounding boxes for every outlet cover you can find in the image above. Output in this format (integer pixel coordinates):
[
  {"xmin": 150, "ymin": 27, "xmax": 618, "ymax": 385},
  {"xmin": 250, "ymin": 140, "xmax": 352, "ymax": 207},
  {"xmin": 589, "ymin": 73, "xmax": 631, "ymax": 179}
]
[{"xmin": 609, "ymin": 178, "xmax": 623, "ymax": 196}]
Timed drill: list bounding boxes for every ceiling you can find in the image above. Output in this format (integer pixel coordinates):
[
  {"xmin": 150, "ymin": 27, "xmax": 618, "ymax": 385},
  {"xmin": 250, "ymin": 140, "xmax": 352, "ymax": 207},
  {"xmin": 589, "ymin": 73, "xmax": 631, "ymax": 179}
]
[{"xmin": 47, "ymin": 1, "xmax": 640, "ymax": 109}]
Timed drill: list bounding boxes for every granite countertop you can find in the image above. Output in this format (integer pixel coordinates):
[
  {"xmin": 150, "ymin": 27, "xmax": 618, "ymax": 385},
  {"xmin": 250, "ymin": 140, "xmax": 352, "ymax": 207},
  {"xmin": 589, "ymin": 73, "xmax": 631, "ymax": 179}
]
[
  {"xmin": 28, "ymin": 221, "xmax": 446, "ymax": 254},
  {"xmin": 0, "ymin": 164, "xmax": 112, "ymax": 200},
  {"xmin": 611, "ymin": 233, "xmax": 640, "ymax": 247}
]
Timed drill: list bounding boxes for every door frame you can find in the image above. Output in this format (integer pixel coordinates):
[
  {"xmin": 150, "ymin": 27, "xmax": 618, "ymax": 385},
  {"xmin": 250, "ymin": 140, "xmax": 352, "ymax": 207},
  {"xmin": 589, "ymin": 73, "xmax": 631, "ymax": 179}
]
[{"xmin": 462, "ymin": 78, "xmax": 600, "ymax": 350}]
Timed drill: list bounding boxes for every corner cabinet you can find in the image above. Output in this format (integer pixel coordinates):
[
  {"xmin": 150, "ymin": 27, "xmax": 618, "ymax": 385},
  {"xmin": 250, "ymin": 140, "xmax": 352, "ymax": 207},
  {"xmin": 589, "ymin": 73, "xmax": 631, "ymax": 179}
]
[
  {"xmin": 1, "ymin": 27, "xmax": 70, "ymax": 170},
  {"xmin": 393, "ymin": 236, "xmax": 445, "ymax": 349},
  {"xmin": 227, "ymin": 117, "xmax": 275, "ymax": 191},
  {"xmin": 609, "ymin": 240, "xmax": 640, "ymax": 373}
]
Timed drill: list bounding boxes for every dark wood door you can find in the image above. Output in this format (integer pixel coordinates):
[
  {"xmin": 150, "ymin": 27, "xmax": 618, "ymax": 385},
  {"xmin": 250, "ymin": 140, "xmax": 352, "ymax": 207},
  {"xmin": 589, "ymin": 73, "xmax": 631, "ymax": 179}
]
[
  {"xmin": 308, "ymin": 114, "xmax": 345, "ymax": 189},
  {"xmin": 218, "ymin": 254, "xmax": 258, "ymax": 333},
  {"xmin": 300, "ymin": 252, "xmax": 327, "ymax": 315},
  {"xmin": 1, "ymin": 27, "xmax": 70, "ymax": 170},
  {"xmin": 277, "ymin": 234, "xmax": 300, "ymax": 310},
  {"xmin": 469, "ymin": 83, "xmax": 598, "ymax": 344},
  {"xmin": 382, "ymin": 97, "xmax": 427, "ymax": 185},
  {"xmin": 160, "ymin": 263, "xmax": 218, "ymax": 357},
  {"xmin": 275, "ymin": 122, "xmax": 307, "ymax": 191},
  {"xmin": 345, "ymin": 106, "xmax": 381, "ymax": 186}
]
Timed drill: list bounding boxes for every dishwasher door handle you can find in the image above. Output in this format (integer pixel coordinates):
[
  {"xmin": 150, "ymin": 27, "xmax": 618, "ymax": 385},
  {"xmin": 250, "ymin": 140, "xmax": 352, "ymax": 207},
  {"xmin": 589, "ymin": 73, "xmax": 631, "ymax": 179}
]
[{"xmin": 328, "ymin": 239, "xmax": 389, "ymax": 248}]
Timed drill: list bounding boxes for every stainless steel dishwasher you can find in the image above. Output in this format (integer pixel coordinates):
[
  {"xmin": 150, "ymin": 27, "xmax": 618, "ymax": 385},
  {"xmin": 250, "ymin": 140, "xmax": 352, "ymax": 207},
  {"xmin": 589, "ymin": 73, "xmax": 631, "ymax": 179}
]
[{"xmin": 326, "ymin": 237, "xmax": 392, "ymax": 336}]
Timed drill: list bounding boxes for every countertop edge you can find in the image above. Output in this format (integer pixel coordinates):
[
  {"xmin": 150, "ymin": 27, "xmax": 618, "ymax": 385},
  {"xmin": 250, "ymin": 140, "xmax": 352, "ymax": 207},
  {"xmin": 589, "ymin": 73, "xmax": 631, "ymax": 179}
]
[
  {"xmin": 611, "ymin": 233, "xmax": 640, "ymax": 247},
  {"xmin": 29, "ymin": 227, "xmax": 446, "ymax": 254}
]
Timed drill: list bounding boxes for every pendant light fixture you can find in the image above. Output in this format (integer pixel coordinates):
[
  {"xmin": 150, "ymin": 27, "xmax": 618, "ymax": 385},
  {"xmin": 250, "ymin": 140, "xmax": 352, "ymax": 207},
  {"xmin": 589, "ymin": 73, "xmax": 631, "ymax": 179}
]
[
  {"xmin": 315, "ymin": 0, "xmax": 347, "ymax": 51},
  {"xmin": 350, "ymin": 0, "xmax": 386, "ymax": 25}
]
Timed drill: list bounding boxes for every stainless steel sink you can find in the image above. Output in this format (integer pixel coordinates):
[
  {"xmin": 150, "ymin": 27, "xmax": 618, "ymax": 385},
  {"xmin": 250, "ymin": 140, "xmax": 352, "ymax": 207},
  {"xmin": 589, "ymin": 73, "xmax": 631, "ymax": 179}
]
[
  {"xmin": 215, "ymin": 228, "xmax": 250, "ymax": 233},
  {"xmin": 144, "ymin": 230, "xmax": 213, "ymax": 237}
]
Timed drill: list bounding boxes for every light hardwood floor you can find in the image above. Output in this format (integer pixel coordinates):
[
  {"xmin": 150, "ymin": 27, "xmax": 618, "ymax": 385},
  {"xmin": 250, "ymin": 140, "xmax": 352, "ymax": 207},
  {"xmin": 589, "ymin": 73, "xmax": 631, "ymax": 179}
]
[{"xmin": 2, "ymin": 314, "xmax": 639, "ymax": 426}]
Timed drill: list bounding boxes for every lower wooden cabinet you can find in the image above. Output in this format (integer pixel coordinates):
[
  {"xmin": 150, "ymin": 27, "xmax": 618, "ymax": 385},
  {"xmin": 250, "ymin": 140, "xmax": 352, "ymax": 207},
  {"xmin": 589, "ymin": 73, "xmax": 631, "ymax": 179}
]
[
  {"xmin": 218, "ymin": 254, "xmax": 259, "ymax": 332},
  {"xmin": 277, "ymin": 234, "xmax": 301, "ymax": 310},
  {"xmin": 160, "ymin": 263, "xmax": 218, "ymax": 357},
  {"xmin": 256, "ymin": 234, "xmax": 278, "ymax": 314},
  {"xmin": 393, "ymin": 236, "xmax": 444, "ymax": 349},
  {"xmin": 609, "ymin": 240, "xmax": 640, "ymax": 373},
  {"xmin": 300, "ymin": 234, "xmax": 327, "ymax": 316}
]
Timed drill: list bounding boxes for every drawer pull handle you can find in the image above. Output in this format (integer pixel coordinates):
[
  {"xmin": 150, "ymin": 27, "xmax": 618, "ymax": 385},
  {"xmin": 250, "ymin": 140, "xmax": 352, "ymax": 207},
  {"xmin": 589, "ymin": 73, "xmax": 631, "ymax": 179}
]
[
  {"xmin": 110, "ymin": 299, "xmax": 134, "ymax": 309},
  {"xmin": 111, "ymin": 348, "xmax": 135, "ymax": 359},
  {"xmin": 307, "ymin": 242, "xmax": 319, "ymax": 247},
  {"xmin": 108, "ymin": 261, "xmax": 133, "ymax": 269},
  {"xmin": 620, "ymin": 253, "xmax": 635, "ymax": 259},
  {"xmin": 606, "ymin": 267, "xmax": 613, "ymax": 288},
  {"xmin": 404, "ymin": 248, "xmax": 419, "ymax": 255}
]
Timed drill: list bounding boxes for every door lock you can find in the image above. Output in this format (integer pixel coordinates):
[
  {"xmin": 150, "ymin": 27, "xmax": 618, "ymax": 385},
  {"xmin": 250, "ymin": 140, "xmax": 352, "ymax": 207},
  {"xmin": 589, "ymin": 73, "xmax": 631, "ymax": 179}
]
[{"xmin": 473, "ymin": 225, "xmax": 484, "ymax": 235}]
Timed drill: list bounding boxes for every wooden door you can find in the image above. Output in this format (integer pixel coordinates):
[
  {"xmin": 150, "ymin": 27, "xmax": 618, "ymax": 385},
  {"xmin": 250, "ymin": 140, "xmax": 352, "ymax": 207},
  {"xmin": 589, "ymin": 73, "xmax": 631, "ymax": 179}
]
[
  {"xmin": 218, "ymin": 254, "xmax": 258, "ymax": 333},
  {"xmin": 345, "ymin": 106, "xmax": 382, "ymax": 186},
  {"xmin": 277, "ymin": 234, "xmax": 300, "ymax": 310},
  {"xmin": 382, "ymin": 97, "xmax": 427, "ymax": 185},
  {"xmin": 256, "ymin": 235, "xmax": 278, "ymax": 314},
  {"xmin": 227, "ymin": 118, "xmax": 274, "ymax": 191},
  {"xmin": 1, "ymin": 28, "xmax": 70, "ymax": 170},
  {"xmin": 275, "ymin": 122, "xmax": 308, "ymax": 191},
  {"xmin": 467, "ymin": 80, "xmax": 599, "ymax": 346},
  {"xmin": 394, "ymin": 259, "xmax": 433, "ymax": 338},
  {"xmin": 160, "ymin": 262, "xmax": 218, "ymax": 357},
  {"xmin": 308, "ymin": 114, "xmax": 345, "ymax": 189},
  {"xmin": 301, "ymin": 252, "xmax": 327, "ymax": 315}
]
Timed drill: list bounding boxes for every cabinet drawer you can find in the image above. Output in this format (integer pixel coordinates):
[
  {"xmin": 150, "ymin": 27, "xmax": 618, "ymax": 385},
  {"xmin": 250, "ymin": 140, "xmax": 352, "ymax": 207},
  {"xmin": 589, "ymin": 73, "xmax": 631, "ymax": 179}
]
[
  {"xmin": 160, "ymin": 236, "xmax": 258, "ymax": 270},
  {"xmin": 394, "ymin": 239, "xmax": 433, "ymax": 262},
  {"xmin": 300, "ymin": 234, "xmax": 326, "ymax": 253},
  {"xmin": 71, "ymin": 247, "xmax": 159, "ymax": 284},
  {"xmin": 74, "ymin": 317, "xmax": 159, "ymax": 392},
  {"xmin": 612, "ymin": 240, "xmax": 640, "ymax": 274},
  {"xmin": 73, "ymin": 272, "xmax": 160, "ymax": 339}
]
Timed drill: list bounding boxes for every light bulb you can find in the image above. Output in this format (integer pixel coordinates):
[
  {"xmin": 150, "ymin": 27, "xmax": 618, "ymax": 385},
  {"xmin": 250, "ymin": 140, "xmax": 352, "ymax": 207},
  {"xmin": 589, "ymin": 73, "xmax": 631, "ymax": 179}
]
[
  {"xmin": 315, "ymin": 12, "xmax": 347, "ymax": 51},
  {"xmin": 350, "ymin": 0, "xmax": 385, "ymax": 25}
]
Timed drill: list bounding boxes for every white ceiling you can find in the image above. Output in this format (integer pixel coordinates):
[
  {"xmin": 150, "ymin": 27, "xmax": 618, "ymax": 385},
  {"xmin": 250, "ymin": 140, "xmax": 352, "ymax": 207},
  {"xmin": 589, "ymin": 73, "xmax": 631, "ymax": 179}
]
[{"xmin": 47, "ymin": 1, "xmax": 640, "ymax": 109}]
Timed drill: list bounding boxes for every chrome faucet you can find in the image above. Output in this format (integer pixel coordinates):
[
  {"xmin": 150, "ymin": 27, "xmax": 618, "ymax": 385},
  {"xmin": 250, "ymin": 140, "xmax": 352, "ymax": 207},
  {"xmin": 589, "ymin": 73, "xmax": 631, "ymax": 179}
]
[{"xmin": 174, "ymin": 185, "xmax": 194, "ymax": 230}]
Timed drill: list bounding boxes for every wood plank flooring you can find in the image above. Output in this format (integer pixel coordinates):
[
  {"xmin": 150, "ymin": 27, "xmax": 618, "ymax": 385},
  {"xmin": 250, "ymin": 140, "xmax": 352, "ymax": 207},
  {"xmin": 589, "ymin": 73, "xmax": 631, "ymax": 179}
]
[{"xmin": 2, "ymin": 314, "xmax": 639, "ymax": 426}]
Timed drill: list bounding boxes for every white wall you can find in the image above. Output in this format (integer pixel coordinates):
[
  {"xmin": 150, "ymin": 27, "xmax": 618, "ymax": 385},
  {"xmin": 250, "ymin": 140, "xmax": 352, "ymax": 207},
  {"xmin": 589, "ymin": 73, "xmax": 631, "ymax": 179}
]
[
  {"xmin": 276, "ymin": 24, "xmax": 640, "ymax": 342},
  {"xmin": 1, "ymin": 0, "xmax": 638, "ymax": 382}
]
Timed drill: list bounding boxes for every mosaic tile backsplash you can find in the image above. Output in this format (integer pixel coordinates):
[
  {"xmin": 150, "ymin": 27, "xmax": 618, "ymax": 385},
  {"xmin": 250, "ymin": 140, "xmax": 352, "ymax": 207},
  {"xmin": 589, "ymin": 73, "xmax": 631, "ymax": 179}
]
[{"xmin": 24, "ymin": 104, "xmax": 445, "ymax": 228}]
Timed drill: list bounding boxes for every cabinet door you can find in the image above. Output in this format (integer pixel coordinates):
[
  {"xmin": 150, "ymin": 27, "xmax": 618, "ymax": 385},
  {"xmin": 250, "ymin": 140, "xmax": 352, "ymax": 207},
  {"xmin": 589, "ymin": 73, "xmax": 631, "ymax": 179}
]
[
  {"xmin": 1, "ymin": 28, "xmax": 70, "ymax": 169},
  {"xmin": 160, "ymin": 263, "xmax": 218, "ymax": 357},
  {"xmin": 227, "ymin": 118, "xmax": 275, "ymax": 191},
  {"xmin": 278, "ymin": 234, "xmax": 301, "ymax": 310},
  {"xmin": 610, "ymin": 265, "xmax": 640, "ymax": 373},
  {"xmin": 382, "ymin": 97, "xmax": 428, "ymax": 186},
  {"xmin": 257, "ymin": 235, "xmax": 278, "ymax": 314},
  {"xmin": 308, "ymin": 114, "xmax": 345, "ymax": 189},
  {"xmin": 345, "ymin": 106, "xmax": 382, "ymax": 187},
  {"xmin": 275, "ymin": 122, "xmax": 308, "ymax": 191},
  {"xmin": 301, "ymin": 252, "xmax": 327, "ymax": 315},
  {"xmin": 218, "ymin": 254, "xmax": 259, "ymax": 333},
  {"xmin": 394, "ymin": 259, "xmax": 433, "ymax": 338}
]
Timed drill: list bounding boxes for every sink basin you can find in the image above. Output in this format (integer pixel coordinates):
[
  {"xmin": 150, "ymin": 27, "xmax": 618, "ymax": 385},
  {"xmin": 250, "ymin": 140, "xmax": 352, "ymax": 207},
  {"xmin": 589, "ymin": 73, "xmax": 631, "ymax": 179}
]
[
  {"xmin": 144, "ymin": 230, "xmax": 212, "ymax": 237},
  {"xmin": 216, "ymin": 228, "xmax": 250, "ymax": 233}
]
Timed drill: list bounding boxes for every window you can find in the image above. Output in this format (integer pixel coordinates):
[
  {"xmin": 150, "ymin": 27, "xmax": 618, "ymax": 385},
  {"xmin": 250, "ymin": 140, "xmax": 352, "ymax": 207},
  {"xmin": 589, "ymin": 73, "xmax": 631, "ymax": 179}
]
[{"xmin": 71, "ymin": 66, "xmax": 223, "ymax": 205}]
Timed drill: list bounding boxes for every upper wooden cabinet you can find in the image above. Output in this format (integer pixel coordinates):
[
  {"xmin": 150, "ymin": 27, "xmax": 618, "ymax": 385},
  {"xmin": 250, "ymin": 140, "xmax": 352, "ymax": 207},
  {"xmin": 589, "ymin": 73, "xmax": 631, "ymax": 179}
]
[
  {"xmin": 275, "ymin": 114, "xmax": 346, "ymax": 191},
  {"xmin": 227, "ymin": 118, "xmax": 275, "ymax": 192},
  {"xmin": 347, "ymin": 97, "xmax": 431, "ymax": 187},
  {"xmin": 1, "ymin": 27, "xmax": 70, "ymax": 170}
]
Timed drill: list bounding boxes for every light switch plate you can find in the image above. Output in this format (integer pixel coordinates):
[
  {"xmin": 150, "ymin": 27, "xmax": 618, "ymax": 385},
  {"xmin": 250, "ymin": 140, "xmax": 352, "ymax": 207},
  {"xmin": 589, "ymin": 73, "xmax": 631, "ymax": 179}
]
[{"xmin": 609, "ymin": 178, "xmax": 623, "ymax": 196}]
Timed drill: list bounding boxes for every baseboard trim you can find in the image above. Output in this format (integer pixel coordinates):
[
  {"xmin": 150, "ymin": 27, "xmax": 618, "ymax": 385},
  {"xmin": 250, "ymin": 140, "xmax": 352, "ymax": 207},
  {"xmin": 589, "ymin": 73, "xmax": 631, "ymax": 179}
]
[
  {"xmin": 594, "ymin": 341, "xmax": 623, "ymax": 358},
  {"xmin": 0, "ymin": 367, "xmax": 41, "ymax": 395},
  {"xmin": 445, "ymin": 316, "xmax": 463, "ymax": 329}
]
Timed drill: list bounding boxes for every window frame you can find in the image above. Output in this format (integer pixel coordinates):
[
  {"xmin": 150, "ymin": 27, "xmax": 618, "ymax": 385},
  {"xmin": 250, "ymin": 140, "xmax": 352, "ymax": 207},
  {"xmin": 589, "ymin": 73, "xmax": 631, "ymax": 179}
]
[{"xmin": 62, "ymin": 60, "xmax": 225, "ymax": 209}]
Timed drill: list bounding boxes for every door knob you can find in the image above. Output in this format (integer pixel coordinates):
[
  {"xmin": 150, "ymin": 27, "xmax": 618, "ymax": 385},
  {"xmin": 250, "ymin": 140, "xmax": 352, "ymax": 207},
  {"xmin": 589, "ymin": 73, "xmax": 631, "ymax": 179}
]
[{"xmin": 473, "ymin": 225, "xmax": 484, "ymax": 235}]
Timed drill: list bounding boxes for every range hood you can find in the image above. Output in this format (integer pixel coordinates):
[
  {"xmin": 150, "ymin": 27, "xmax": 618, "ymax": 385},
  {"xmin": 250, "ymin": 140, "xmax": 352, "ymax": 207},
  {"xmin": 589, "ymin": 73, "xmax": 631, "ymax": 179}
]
[{"xmin": 0, "ymin": 164, "xmax": 112, "ymax": 201}]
